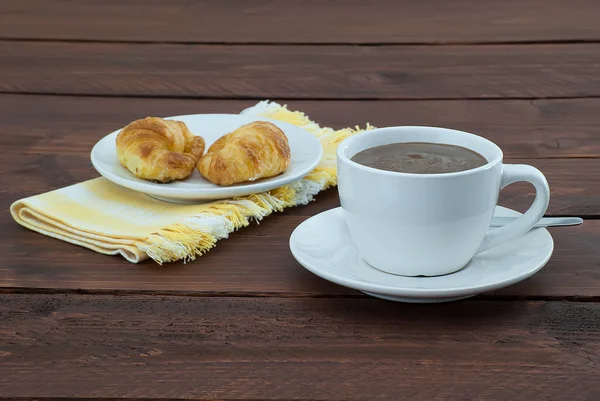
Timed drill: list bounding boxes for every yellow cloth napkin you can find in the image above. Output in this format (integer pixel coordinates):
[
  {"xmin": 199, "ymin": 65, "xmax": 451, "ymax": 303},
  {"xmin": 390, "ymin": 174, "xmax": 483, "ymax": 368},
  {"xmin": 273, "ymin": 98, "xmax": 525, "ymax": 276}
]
[{"xmin": 11, "ymin": 101, "xmax": 373, "ymax": 264}]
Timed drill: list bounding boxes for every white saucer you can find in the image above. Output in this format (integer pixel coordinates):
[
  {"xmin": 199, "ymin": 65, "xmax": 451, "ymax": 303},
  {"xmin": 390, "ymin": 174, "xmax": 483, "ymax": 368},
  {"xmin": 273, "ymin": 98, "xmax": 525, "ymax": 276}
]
[
  {"xmin": 91, "ymin": 114, "xmax": 323, "ymax": 202},
  {"xmin": 289, "ymin": 206, "xmax": 554, "ymax": 303}
]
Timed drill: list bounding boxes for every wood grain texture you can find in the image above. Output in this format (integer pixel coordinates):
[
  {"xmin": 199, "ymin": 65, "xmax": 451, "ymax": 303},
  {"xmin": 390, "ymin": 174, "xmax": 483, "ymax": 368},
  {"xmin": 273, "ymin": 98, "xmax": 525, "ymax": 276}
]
[
  {"xmin": 2, "ymin": 42, "xmax": 600, "ymax": 99},
  {"xmin": 1, "ymin": 294, "xmax": 599, "ymax": 399},
  {"xmin": 2, "ymin": 3, "xmax": 598, "ymax": 399},
  {"xmin": 1, "ymin": 94, "xmax": 598, "ymax": 296},
  {"xmin": 2, "ymin": 188, "xmax": 600, "ymax": 297},
  {"xmin": 2, "ymin": 94, "xmax": 599, "ymax": 215},
  {"xmin": 4, "ymin": 151, "xmax": 599, "ymax": 216},
  {"xmin": 2, "ymin": 0, "xmax": 600, "ymax": 44},
  {"xmin": 3, "ymin": 94, "xmax": 600, "ymax": 159}
]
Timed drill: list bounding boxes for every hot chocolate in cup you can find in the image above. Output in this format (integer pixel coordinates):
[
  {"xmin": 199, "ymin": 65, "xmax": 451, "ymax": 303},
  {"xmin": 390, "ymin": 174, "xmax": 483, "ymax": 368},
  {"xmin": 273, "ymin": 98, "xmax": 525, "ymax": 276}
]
[{"xmin": 336, "ymin": 126, "xmax": 550, "ymax": 277}]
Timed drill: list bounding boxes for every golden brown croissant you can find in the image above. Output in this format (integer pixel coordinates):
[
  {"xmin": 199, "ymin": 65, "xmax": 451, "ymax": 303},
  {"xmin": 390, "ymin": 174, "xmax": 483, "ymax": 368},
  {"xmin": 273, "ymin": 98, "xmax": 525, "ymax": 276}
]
[
  {"xmin": 116, "ymin": 117, "xmax": 205, "ymax": 183},
  {"xmin": 197, "ymin": 121, "xmax": 291, "ymax": 186}
]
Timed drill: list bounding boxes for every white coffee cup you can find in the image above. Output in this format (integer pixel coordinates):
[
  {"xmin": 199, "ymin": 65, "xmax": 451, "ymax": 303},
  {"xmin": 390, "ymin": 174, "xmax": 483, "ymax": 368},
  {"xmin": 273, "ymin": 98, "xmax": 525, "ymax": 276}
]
[{"xmin": 337, "ymin": 126, "xmax": 550, "ymax": 277}]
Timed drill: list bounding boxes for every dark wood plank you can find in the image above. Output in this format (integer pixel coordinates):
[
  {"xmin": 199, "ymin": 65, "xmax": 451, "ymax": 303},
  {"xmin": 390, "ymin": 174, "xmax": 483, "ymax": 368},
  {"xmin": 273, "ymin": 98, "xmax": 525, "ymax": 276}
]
[
  {"xmin": 2, "ymin": 188, "xmax": 599, "ymax": 297},
  {"xmin": 3, "ymin": 94, "xmax": 599, "ymax": 215},
  {"xmin": 1, "ymin": 294, "xmax": 599, "ymax": 399},
  {"xmin": 1, "ymin": 94, "xmax": 598, "ymax": 296},
  {"xmin": 2, "ymin": 42, "xmax": 600, "ymax": 99},
  {"xmin": 3, "ymin": 95, "xmax": 600, "ymax": 159},
  {"xmin": 2, "ymin": 0, "xmax": 600, "ymax": 44},
  {"xmin": 4, "ymin": 151, "xmax": 599, "ymax": 216}
]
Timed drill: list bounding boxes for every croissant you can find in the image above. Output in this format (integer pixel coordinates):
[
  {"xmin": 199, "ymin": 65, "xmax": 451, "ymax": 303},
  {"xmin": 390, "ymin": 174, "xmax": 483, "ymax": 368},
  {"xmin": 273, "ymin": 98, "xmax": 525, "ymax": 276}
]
[
  {"xmin": 116, "ymin": 117, "xmax": 205, "ymax": 183},
  {"xmin": 197, "ymin": 121, "xmax": 291, "ymax": 186}
]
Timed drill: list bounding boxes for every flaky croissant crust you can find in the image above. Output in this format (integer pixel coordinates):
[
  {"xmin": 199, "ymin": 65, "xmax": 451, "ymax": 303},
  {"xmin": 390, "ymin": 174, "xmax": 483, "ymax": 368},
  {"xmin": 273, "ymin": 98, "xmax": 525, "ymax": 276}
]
[
  {"xmin": 197, "ymin": 121, "xmax": 291, "ymax": 186},
  {"xmin": 116, "ymin": 117, "xmax": 205, "ymax": 183}
]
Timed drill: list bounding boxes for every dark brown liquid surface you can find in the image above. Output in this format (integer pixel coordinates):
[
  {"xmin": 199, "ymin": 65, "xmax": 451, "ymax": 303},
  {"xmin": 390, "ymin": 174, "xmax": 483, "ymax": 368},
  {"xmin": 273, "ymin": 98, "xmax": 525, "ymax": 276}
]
[{"xmin": 351, "ymin": 142, "xmax": 487, "ymax": 174}]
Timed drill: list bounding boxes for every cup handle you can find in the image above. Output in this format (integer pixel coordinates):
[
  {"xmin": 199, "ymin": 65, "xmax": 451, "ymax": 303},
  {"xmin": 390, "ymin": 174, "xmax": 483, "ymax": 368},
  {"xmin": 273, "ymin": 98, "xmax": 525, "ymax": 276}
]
[{"xmin": 477, "ymin": 164, "xmax": 550, "ymax": 253}]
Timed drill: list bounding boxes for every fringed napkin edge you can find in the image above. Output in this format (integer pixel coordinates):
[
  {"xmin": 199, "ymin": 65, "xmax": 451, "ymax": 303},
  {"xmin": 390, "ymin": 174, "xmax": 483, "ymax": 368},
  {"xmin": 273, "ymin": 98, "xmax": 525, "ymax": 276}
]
[{"xmin": 138, "ymin": 101, "xmax": 374, "ymax": 264}]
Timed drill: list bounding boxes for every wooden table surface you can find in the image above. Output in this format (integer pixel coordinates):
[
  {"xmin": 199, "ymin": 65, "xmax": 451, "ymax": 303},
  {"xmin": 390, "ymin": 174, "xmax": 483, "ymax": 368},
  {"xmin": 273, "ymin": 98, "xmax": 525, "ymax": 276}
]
[{"xmin": 2, "ymin": 1, "xmax": 600, "ymax": 400}]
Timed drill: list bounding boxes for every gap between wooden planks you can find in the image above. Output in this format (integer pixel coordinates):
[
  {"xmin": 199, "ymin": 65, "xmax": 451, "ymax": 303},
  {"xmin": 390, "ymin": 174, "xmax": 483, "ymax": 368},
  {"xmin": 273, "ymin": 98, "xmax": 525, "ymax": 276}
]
[
  {"xmin": 0, "ymin": 294, "xmax": 599, "ymax": 400},
  {"xmin": 2, "ymin": 189, "xmax": 600, "ymax": 298},
  {"xmin": 3, "ymin": 95, "xmax": 600, "ymax": 159},
  {"xmin": 2, "ymin": 42, "xmax": 600, "ymax": 99},
  {"xmin": 2, "ymin": 0, "xmax": 600, "ymax": 44},
  {"xmin": 1, "ymin": 94, "xmax": 598, "ymax": 297},
  {"xmin": 2, "ymin": 95, "xmax": 599, "ymax": 216}
]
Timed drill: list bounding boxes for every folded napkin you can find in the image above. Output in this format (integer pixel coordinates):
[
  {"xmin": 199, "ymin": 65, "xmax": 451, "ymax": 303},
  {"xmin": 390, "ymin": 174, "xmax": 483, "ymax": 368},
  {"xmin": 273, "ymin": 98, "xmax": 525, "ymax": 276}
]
[{"xmin": 11, "ymin": 101, "xmax": 373, "ymax": 264}]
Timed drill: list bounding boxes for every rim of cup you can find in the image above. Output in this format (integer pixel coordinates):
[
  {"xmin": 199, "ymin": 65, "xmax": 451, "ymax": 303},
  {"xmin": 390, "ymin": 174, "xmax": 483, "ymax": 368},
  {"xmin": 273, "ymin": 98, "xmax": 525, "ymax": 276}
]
[{"xmin": 337, "ymin": 125, "xmax": 504, "ymax": 178}]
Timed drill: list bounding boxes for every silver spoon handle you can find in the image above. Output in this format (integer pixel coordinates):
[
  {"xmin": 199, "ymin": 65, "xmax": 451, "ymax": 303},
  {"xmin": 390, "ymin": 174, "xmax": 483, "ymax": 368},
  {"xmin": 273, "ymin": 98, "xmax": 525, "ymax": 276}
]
[{"xmin": 490, "ymin": 216, "xmax": 583, "ymax": 228}]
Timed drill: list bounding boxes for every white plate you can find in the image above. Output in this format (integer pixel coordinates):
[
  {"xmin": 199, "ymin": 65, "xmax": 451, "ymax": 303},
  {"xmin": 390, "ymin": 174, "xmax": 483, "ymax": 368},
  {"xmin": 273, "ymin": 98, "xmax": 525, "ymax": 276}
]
[
  {"xmin": 289, "ymin": 206, "xmax": 554, "ymax": 303},
  {"xmin": 91, "ymin": 114, "xmax": 323, "ymax": 202}
]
